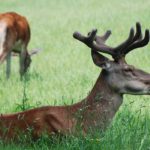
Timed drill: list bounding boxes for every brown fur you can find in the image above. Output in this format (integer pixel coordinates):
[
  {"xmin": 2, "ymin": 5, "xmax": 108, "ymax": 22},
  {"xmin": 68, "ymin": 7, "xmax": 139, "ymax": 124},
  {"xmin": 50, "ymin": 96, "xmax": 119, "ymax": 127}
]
[
  {"xmin": 0, "ymin": 73, "xmax": 125, "ymax": 141},
  {"xmin": 0, "ymin": 12, "xmax": 31, "ymax": 77}
]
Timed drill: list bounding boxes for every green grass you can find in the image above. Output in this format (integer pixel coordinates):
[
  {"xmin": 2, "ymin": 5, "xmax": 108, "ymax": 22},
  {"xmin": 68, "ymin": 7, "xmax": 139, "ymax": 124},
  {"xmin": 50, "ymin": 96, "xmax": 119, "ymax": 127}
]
[{"xmin": 0, "ymin": 0, "xmax": 150, "ymax": 149}]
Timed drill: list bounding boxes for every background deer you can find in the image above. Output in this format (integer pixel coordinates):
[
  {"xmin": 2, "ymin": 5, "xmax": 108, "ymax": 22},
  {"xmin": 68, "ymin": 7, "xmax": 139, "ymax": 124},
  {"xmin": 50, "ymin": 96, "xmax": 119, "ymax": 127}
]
[
  {"xmin": 0, "ymin": 12, "xmax": 41, "ymax": 78},
  {"xmin": 0, "ymin": 22, "xmax": 149, "ymax": 141}
]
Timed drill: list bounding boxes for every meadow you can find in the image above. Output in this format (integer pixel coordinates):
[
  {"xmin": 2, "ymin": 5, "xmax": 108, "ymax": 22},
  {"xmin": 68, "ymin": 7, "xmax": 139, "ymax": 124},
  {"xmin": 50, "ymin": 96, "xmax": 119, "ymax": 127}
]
[{"xmin": 0, "ymin": 0, "xmax": 150, "ymax": 149}]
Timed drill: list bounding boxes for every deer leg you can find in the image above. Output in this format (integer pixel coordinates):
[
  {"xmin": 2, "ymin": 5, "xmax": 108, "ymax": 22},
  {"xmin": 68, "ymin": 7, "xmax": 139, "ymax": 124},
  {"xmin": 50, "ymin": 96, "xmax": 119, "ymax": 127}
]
[
  {"xmin": 0, "ymin": 51, "xmax": 8, "ymax": 64},
  {"xmin": 6, "ymin": 51, "xmax": 11, "ymax": 79},
  {"xmin": 19, "ymin": 47, "xmax": 26, "ymax": 78},
  {"xmin": 0, "ymin": 51, "xmax": 10, "ymax": 78}
]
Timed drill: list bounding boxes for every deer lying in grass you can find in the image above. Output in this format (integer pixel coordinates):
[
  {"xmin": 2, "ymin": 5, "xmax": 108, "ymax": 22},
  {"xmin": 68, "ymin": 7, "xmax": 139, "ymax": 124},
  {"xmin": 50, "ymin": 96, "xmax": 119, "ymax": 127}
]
[
  {"xmin": 0, "ymin": 22, "xmax": 150, "ymax": 141},
  {"xmin": 0, "ymin": 12, "xmax": 41, "ymax": 78}
]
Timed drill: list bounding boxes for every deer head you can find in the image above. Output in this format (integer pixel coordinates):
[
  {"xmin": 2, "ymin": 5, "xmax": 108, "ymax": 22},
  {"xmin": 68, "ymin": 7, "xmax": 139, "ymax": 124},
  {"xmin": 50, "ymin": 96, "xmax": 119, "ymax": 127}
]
[
  {"xmin": 24, "ymin": 48, "xmax": 43, "ymax": 74},
  {"xmin": 73, "ymin": 22, "xmax": 150, "ymax": 95},
  {"xmin": 12, "ymin": 48, "xmax": 42, "ymax": 74}
]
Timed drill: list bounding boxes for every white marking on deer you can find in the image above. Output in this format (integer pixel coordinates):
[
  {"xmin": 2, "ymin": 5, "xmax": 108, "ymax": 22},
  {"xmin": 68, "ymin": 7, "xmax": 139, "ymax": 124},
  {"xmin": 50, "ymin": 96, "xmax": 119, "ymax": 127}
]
[{"xmin": 0, "ymin": 21, "xmax": 7, "ymax": 56}]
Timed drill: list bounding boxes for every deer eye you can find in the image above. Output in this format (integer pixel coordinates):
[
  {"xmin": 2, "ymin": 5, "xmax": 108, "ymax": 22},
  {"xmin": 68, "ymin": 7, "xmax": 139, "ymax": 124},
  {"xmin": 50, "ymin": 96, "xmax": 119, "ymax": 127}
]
[
  {"xmin": 123, "ymin": 65, "xmax": 134, "ymax": 71},
  {"xmin": 123, "ymin": 68, "xmax": 137, "ymax": 78},
  {"xmin": 124, "ymin": 68, "xmax": 132, "ymax": 72},
  {"xmin": 122, "ymin": 67, "xmax": 133, "ymax": 74}
]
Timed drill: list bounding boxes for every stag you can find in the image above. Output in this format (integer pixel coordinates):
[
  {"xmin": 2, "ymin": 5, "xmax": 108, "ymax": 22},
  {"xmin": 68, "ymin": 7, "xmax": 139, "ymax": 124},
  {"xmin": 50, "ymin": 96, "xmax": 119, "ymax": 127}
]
[
  {"xmin": 0, "ymin": 22, "xmax": 149, "ymax": 141},
  {"xmin": 0, "ymin": 12, "xmax": 40, "ymax": 78}
]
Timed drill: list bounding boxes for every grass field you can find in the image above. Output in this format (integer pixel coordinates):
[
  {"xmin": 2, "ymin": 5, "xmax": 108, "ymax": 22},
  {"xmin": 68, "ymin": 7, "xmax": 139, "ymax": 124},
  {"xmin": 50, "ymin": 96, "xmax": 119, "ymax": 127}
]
[{"xmin": 0, "ymin": 0, "xmax": 150, "ymax": 149}]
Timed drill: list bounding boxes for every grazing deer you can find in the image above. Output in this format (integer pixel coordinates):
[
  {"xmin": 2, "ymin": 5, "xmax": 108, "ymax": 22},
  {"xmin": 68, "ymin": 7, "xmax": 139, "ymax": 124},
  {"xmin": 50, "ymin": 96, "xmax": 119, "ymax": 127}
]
[
  {"xmin": 0, "ymin": 12, "xmax": 40, "ymax": 78},
  {"xmin": 0, "ymin": 22, "xmax": 150, "ymax": 141}
]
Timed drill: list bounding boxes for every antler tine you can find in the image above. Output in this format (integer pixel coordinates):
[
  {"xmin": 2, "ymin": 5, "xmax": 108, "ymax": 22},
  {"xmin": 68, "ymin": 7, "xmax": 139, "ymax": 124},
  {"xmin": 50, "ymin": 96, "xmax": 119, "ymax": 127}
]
[
  {"xmin": 73, "ymin": 29, "xmax": 115, "ymax": 55},
  {"xmin": 73, "ymin": 23, "xmax": 149, "ymax": 61},
  {"xmin": 93, "ymin": 27, "xmax": 135, "ymax": 59},
  {"xmin": 132, "ymin": 22, "xmax": 142, "ymax": 41},
  {"xmin": 73, "ymin": 28, "xmax": 135, "ymax": 57},
  {"xmin": 124, "ymin": 29, "xmax": 149, "ymax": 55},
  {"xmin": 95, "ymin": 30, "xmax": 111, "ymax": 44},
  {"xmin": 118, "ymin": 22, "xmax": 142, "ymax": 55},
  {"xmin": 112, "ymin": 28, "xmax": 134, "ymax": 54},
  {"xmin": 94, "ymin": 28, "xmax": 135, "ymax": 60},
  {"xmin": 73, "ymin": 29, "xmax": 97, "ymax": 45},
  {"xmin": 94, "ymin": 23, "xmax": 145, "ymax": 59},
  {"xmin": 92, "ymin": 28, "xmax": 135, "ymax": 60}
]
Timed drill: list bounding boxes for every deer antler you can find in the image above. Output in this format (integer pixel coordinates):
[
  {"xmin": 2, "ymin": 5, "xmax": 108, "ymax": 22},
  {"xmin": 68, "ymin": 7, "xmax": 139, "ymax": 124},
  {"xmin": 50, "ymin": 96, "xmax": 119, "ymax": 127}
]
[
  {"xmin": 73, "ymin": 22, "xmax": 150, "ymax": 61},
  {"xmin": 123, "ymin": 23, "xmax": 149, "ymax": 55},
  {"xmin": 73, "ymin": 28, "xmax": 135, "ymax": 59},
  {"xmin": 94, "ymin": 30, "xmax": 111, "ymax": 44}
]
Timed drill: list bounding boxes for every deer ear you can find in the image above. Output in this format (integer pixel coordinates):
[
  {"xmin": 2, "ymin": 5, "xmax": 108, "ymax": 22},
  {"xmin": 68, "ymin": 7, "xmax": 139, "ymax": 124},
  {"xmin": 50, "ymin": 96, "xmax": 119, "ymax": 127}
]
[
  {"xmin": 29, "ymin": 48, "xmax": 43, "ymax": 56},
  {"xmin": 91, "ymin": 50, "xmax": 111, "ymax": 70}
]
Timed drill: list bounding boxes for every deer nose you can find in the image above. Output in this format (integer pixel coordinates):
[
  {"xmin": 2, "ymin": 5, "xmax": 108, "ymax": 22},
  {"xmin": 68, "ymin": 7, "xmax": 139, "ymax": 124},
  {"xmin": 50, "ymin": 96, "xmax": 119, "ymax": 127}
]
[{"xmin": 145, "ymin": 81, "xmax": 150, "ymax": 85}]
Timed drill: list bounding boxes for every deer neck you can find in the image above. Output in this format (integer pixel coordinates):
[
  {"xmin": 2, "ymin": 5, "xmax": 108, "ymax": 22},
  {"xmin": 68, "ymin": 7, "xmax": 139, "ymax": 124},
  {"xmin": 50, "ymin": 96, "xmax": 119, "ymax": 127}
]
[
  {"xmin": 86, "ymin": 71, "xmax": 123, "ymax": 109},
  {"xmin": 72, "ymin": 71, "xmax": 123, "ymax": 131}
]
